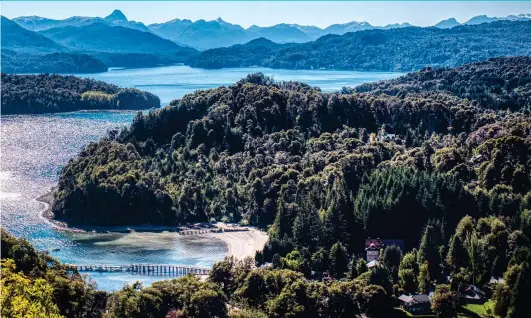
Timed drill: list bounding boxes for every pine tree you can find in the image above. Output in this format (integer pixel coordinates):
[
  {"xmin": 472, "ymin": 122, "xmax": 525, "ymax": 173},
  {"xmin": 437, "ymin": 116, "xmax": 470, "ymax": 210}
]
[
  {"xmin": 356, "ymin": 258, "xmax": 368, "ymax": 276},
  {"xmin": 418, "ymin": 261, "xmax": 431, "ymax": 294},
  {"xmin": 329, "ymin": 241, "xmax": 349, "ymax": 278},
  {"xmin": 347, "ymin": 255, "xmax": 358, "ymax": 279},
  {"xmin": 292, "ymin": 204, "xmax": 322, "ymax": 252},
  {"xmin": 399, "ymin": 251, "xmax": 418, "ymax": 293},
  {"xmin": 507, "ymin": 264, "xmax": 530, "ymax": 318},
  {"xmin": 463, "ymin": 230, "xmax": 481, "ymax": 286},
  {"xmin": 323, "ymin": 178, "xmax": 354, "ymax": 249},
  {"xmin": 417, "ymin": 220, "xmax": 444, "ymax": 283},
  {"xmin": 271, "ymin": 198, "xmax": 293, "ymax": 239}
]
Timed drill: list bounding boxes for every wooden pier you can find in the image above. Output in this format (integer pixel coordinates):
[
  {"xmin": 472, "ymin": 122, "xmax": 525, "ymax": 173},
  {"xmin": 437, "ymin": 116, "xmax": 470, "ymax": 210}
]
[{"xmin": 65, "ymin": 263, "xmax": 211, "ymax": 276}]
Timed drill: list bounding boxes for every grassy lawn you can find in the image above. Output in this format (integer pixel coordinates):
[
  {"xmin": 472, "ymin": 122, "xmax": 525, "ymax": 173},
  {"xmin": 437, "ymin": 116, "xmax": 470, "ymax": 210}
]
[
  {"xmin": 458, "ymin": 300, "xmax": 497, "ymax": 318},
  {"xmin": 392, "ymin": 307, "xmax": 435, "ymax": 318}
]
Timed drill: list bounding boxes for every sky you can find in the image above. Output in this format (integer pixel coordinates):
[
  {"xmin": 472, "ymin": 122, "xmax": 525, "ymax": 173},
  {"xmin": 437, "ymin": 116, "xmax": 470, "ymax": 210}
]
[{"xmin": 2, "ymin": 1, "xmax": 531, "ymax": 28}]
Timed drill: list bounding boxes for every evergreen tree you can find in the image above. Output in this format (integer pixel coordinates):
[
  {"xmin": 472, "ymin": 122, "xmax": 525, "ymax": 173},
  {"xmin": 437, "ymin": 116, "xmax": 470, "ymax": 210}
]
[
  {"xmin": 380, "ymin": 245, "xmax": 402, "ymax": 283},
  {"xmin": 322, "ymin": 184, "xmax": 351, "ymax": 249},
  {"xmin": 356, "ymin": 258, "xmax": 368, "ymax": 276},
  {"xmin": 463, "ymin": 230, "xmax": 481, "ymax": 286},
  {"xmin": 329, "ymin": 241, "xmax": 349, "ymax": 278},
  {"xmin": 311, "ymin": 248, "xmax": 329, "ymax": 273},
  {"xmin": 292, "ymin": 205, "xmax": 322, "ymax": 253},
  {"xmin": 507, "ymin": 264, "xmax": 531, "ymax": 318},
  {"xmin": 399, "ymin": 251, "xmax": 418, "ymax": 294},
  {"xmin": 418, "ymin": 261, "xmax": 431, "ymax": 294},
  {"xmin": 347, "ymin": 255, "xmax": 358, "ymax": 279},
  {"xmin": 417, "ymin": 220, "xmax": 444, "ymax": 283}
]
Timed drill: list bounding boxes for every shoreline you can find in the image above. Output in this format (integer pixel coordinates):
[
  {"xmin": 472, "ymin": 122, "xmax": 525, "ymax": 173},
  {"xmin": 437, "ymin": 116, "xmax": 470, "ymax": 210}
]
[{"xmin": 36, "ymin": 189, "xmax": 268, "ymax": 260}]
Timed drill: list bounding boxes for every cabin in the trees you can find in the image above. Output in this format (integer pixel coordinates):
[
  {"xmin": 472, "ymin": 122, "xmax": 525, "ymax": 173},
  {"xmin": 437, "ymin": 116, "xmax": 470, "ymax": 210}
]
[
  {"xmin": 365, "ymin": 238, "xmax": 404, "ymax": 261},
  {"xmin": 398, "ymin": 294, "xmax": 432, "ymax": 314},
  {"xmin": 365, "ymin": 242, "xmax": 380, "ymax": 262},
  {"xmin": 462, "ymin": 285, "xmax": 486, "ymax": 304}
]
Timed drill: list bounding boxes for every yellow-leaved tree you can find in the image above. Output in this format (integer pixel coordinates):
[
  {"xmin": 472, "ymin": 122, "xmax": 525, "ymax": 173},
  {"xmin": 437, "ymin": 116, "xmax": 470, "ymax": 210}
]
[{"xmin": 0, "ymin": 259, "xmax": 63, "ymax": 318}]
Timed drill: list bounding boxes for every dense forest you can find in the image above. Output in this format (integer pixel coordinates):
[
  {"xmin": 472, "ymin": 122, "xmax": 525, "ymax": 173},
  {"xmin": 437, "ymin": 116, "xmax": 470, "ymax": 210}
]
[
  {"xmin": 187, "ymin": 21, "xmax": 531, "ymax": 71},
  {"xmin": 47, "ymin": 57, "xmax": 531, "ymax": 316},
  {"xmin": 1, "ymin": 74, "xmax": 160, "ymax": 114},
  {"xmin": 1, "ymin": 50, "xmax": 108, "ymax": 74},
  {"xmin": 1, "ymin": 229, "xmax": 457, "ymax": 318}
]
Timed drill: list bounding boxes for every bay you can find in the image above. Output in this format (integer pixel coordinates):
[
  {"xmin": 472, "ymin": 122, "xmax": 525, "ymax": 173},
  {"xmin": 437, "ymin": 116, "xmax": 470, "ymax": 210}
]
[{"xmin": 1, "ymin": 65, "xmax": 402, "ymax": 291}]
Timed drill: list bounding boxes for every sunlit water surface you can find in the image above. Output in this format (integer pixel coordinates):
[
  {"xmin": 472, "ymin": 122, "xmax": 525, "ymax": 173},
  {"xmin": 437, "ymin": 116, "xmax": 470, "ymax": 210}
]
[
  {"xmin": 1, "ymin": 66, "xmax": 402, "ymax": 291},
  {"xmin": 79, "ymin": 65, "xmax": 402, "ymax": 104}
]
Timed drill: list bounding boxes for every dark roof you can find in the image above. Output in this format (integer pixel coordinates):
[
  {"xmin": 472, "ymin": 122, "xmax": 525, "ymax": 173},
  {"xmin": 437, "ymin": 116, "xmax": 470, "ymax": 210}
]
[
  {"xmin": 399, "ymin": 294, "xmax": 431, "ymax": 304},
  {"xmin": 412, "ymin": 294, "xmax": 431, "ymax": 303}
]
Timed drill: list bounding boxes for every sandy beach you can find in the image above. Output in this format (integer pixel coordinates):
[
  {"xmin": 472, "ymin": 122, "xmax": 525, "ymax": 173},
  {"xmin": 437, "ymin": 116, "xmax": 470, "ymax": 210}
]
[
  {"xmin": 36, "ymin": 189, "xmax": 269, "ymax": 260},
  {"xmin": 204, "ymin": 224, "xmax": 269, "ymax": 260}
]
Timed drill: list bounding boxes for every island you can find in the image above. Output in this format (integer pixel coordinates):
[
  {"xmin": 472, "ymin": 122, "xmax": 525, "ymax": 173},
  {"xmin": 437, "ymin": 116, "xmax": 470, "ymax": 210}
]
[{"xmin": 1, "ymin": 73, "xmax": 160, "ymax": 114}]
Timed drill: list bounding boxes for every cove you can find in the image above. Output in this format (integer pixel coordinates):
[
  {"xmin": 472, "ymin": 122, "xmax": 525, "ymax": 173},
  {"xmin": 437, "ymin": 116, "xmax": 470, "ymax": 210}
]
[{"xmin": 0, "ymin": 66, "xmax": 402, "ymax": 291}]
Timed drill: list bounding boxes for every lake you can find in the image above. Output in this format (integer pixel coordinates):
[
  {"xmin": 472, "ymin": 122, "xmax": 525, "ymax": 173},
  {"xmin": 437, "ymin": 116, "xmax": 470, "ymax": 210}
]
[
  {"xmin": 79, "ymin": 65, "xmax": 402, "ymax": 104},
  {"xmin": 1, "ymin": 65, "xmax": 402, "ymax": 291}
]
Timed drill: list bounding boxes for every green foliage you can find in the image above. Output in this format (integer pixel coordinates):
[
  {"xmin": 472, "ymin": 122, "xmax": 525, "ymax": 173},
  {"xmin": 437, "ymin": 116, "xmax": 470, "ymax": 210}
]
[
  {"xmin": 418, "ymin": 262, "xmax": 431, "ymax": 294},
  {"xmin": 1, "ymin": 74, "xmax": 160, "ymax": 114},
  {"xmin": 431, "ymin": 284, "xmax": 457, "ymax": 318},
  {"xmin": 104, "ymin": 276, "xmax": 227, "ymax": 318},
  {"xmin": 399, "ymin": 251, "xmax": 418, "ymax": 294},
  {"xmin": 189, "ymin": 22, "xmax": 531, "ymax": 72},
  {"xmin": 358, "ymin": 285, "xmax": 392, "ymax": 318},
  {"xmin": 328, "ymin": 241, "xmax": 349, "ymax": 278},
  {"xmin": 33, "ymin": 58, "xmax": 531, "ymax": 317},
  {"xmin": 0, "ymin": 259, "xmax": 63, "ymax": 318},
  {"xmin": 53, "ymin": 59, "xmax": 531, "ymax": 243},
  {"xmin": 381, "ymin": 245, "xmax": 403, "ymax": 282},
  {"xmin": 1, "ymin": 230, "xmax": 105, "ymax": 318},
  {"xmin": 417, "ymin": 220, "xmax": 444, "ymax": 283},
  {"xmin": 2, "ymin": 50, "xmax": 108, "ymax": 74}
]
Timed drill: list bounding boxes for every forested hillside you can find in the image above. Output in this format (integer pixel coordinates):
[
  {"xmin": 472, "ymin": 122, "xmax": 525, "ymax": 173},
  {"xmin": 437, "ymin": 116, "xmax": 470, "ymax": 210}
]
[
  {"xmin": 187, "ymin": 21, "xmax": 531, "ymax": 71},
  {"xmin": 52, "ymin": 56, "xmax": 529, "ymax": 232},
  {"xmin": 1, "ymin": 50, "xmax": 108, "ymax": 74},
  {"xmin": 1, "ymin": 74, "xmax": 160, "ymax": 114},
  {"xmin": 1, "ymin": 16, "xmax": 109, "ymax": 73},
  {"xmin": 48, "ymin": 56, "xmax": 531, "ymax": 317}
]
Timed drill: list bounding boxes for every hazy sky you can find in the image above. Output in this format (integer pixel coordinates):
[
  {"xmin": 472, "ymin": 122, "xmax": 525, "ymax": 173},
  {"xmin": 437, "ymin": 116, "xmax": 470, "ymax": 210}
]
[{"xmin": 2, "ymin": 1, "xmax": 531, "ymax": 28}]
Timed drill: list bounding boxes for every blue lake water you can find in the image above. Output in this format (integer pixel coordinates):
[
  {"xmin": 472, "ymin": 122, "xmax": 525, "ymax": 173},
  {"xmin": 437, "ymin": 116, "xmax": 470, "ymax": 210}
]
[
  {"xmin": 1, "ymin": 65, "xmax": 402, "ymax": 291},
  {"xmin": 79, "ymin": 65, "xmax": 402, "ymax": 104}
]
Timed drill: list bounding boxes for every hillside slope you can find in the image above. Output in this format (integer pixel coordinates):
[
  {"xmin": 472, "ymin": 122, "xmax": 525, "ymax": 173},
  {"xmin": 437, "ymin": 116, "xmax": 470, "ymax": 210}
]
[
  {"xmin": 39, "ymin": 22, "xmax": 195, "ymax": 55},
  {"xmin": 1, "ymin": 16, "xmax": 108, "ymax": 73},
  {"xmin": 52, "ymin": 57, "xmax": 531, "ymax": 261},
  {"xmin": 187, "ymin": 21, "xmax": 531, "ymax": 71}
]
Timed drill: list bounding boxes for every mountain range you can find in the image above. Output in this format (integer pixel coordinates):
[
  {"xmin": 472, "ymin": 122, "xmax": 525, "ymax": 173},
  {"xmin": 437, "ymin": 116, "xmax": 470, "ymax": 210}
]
[
  {"xmin": 12, "ymin": 10, "xmax": 531, "ymax": 50},
  {"xmin": 14, "ymin": 9, "xmax": 151, "ymax": 32},
  {"xmin": 1, "ymin": 14, "xmax": 197, "ymax": 73},
  {"xmin": 187, "ymin": 20, "xmax": 531, "ymax": 72},
  {"xmin": 3, "ymin": 10, "xmax": 531, "ymax": 73}
]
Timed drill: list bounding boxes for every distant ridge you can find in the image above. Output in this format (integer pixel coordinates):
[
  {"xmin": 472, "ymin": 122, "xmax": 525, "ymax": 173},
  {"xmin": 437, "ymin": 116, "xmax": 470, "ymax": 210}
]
[
  {"xmin": 12, "ymin": 10, "xmax": 531, "ymax": 50},
  {"xmin": 39, "ymin": 22, "xmax": 194, "ymax": 54},
  {"xmin": 1, "ymin": 16, "xmax": 108, "ymax": 73},
  {"xmin": 14, "ymin": 9, "xmax": 151, "ymax": 32},
  {"xmin": 187, "ymin": 20, "xmax": 531, "ymax": 72}
]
